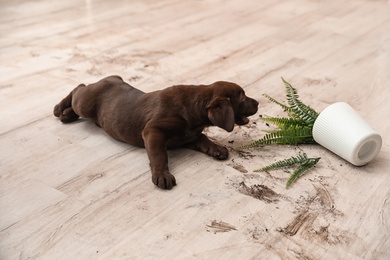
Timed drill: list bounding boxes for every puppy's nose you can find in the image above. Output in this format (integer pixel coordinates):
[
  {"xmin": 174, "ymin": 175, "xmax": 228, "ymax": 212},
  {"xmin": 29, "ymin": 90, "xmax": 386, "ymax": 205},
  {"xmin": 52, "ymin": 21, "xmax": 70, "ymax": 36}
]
[{"xmin": 250, "ymin": 98, "xmax": 259, "ymax": 111}]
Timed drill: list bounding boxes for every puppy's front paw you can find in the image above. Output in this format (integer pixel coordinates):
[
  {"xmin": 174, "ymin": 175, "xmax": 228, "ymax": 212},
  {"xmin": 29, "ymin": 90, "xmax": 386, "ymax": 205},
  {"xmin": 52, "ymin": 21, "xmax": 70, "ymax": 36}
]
[
  {"xmin": 152, "ymin": 171, "xmax": 177, "ymax": 190},
  {"xmin": 53, "ymin": 104, "xmax": 62, "ymax": 117},
  {"xmin": 210, "ymin": 146, "xmax": 229, "ymax": 160}
]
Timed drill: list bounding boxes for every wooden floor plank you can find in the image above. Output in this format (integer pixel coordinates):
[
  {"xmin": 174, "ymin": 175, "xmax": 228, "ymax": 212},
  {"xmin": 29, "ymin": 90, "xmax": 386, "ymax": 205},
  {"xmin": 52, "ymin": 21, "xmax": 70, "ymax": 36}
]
[{"xmin": 1, "ymin": 0, "xmax": 390, "ymax": 259}]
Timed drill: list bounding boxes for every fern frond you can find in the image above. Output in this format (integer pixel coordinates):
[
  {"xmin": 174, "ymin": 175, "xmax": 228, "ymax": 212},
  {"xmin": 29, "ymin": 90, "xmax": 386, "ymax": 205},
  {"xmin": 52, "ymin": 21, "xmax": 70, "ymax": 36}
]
[
  {"xmin": 254, "ymin": 153, "xmax": 308, "ymax": 172},
  {"xmin": 241, "ymin": 127, "xmax": 315, "ymax": 148},
  {"xmin": 261, "ymin": 128, "xmax": 314, "ymax": 144},
  {"xmin": 262, "ymin": 93, "xmax": 291, "ymax": 113},
  {"xmin": 262, "ymin": 116, "xmax": 308, "ymax": 130},
  {"xmin": 286, "ymin": 157, "xmax": 320, "ymax": 188},
  {"xmin": 254, "ymin": 152, "xmax": 321, "ymax": 188},
  {"xmin": 282, "ymin": 78, "xmax": 319, "ymax": 125}
]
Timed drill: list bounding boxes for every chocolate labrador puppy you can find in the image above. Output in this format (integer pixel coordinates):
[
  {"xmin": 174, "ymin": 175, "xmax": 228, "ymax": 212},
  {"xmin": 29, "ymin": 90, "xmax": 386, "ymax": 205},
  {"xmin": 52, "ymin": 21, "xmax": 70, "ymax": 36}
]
[{"xmin": 54, "ymin": 75, "xmax": 258, "ymax": 189}]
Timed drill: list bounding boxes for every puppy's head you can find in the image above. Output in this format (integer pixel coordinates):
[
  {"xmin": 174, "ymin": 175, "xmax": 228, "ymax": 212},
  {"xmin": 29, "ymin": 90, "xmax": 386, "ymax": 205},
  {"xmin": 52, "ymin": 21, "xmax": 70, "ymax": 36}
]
[{"xmin": 206, "ymin": 81, "xmax": 259, "ymax": 132}]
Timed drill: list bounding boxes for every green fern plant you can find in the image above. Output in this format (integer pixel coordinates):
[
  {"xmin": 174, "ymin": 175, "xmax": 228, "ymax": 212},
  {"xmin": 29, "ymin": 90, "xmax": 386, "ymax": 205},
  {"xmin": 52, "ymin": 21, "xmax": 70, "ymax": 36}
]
[
  {"xmin": 240, "ymin": 78, "xmax": 321, "ymax": 188},
  {"xmin": 255, "ymin": 152, "xmax": 321, "ymax": 188},
  {"xmin": 241, "ymin": 78, "xmax": 319, "ymax": 148}
]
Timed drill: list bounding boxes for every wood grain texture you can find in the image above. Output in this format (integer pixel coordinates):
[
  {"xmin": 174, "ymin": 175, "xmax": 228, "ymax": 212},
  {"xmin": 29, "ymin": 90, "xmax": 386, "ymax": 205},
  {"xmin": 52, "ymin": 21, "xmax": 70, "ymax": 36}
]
[{"xmin": 1, "ymin": 0, "xmax": 389, "ymax": 259}]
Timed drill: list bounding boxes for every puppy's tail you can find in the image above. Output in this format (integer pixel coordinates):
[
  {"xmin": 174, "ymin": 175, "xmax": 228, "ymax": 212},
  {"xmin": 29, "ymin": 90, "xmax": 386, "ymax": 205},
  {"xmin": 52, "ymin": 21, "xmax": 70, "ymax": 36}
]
[{"xmin": 53, "ymin": 84, "xmax": 83, "ymax": 123}]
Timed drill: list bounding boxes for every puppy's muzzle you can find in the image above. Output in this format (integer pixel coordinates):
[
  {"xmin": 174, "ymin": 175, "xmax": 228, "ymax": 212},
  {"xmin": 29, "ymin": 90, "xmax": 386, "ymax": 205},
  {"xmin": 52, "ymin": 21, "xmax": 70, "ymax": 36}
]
[{"xmin": 236, "ymin": 98, "xmax": 259, "ymax": 125}]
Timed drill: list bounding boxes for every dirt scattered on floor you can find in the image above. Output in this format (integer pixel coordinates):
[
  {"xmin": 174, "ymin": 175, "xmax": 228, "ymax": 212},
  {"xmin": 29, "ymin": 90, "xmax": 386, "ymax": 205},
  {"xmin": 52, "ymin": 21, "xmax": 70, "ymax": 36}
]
[
  {"xmin": 237, "ymin": 150, "xmax": 256, "ymax": 160},
  {"xmin": 226, "ymin": 128, "xmax": 351, "ymax": 248},
  {"xmin": 312, "ymin": 182, "xmax": 334, "ymax": 210},
  {"xmin": 275, "ymin": 182, "xmax": 350, "ymax": 245},
  {"xmin": 227, "ymin": 160, "xmax": 248, "ymax": 173},
  {"xmin": 232, "ymin": 163, "xmax": 248, "ymax": 173},
  {"xmin": 235, "ymin": 172, "xmax": 351, "ymax": 246},
  {"xmin": 277, "ymin": 211, "xmax": 318, "ymax": 236},
  {"xmin": 206, "ymin": 220, "xmax": 237, "ymax": 234},
  {"xmin": 237, "ymin": 182, "xmax": 280, "ymax": 203}
]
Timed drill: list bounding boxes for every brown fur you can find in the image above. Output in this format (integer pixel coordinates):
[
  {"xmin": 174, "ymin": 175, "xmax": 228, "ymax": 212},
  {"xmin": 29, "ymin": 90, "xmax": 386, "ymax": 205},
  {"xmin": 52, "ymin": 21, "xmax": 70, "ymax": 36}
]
[{"xmin": 54, "ymin": 75, "xmax": 258, "ymax": 189}]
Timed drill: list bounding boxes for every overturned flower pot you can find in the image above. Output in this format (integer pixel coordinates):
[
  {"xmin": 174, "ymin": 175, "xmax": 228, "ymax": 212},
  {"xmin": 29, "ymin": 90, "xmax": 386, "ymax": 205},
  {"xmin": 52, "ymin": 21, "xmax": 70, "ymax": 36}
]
[{"xmin": 312, "ymin": 102, "xmax": 382, "ymax": 166}]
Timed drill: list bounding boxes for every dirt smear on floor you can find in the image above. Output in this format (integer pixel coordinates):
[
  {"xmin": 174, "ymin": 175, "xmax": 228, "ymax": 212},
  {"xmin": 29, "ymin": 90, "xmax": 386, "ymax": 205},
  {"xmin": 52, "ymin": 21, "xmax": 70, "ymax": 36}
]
[
  {"xmin": 237, "ymin": 182, "xmax": 280, "ymax": 203},
  {"xmin": 206, "ymin": 220, "xmax": 237, "ymax": 234},
  {"xmin": 234, "ymin": 175, "xmax": 351, "ymax": 257},
  {"xmin": 274, "ymin": 182, "xmax": 350, "ymax": 245},
  {"xmin": 277, "ymin": 211, "xmax": 318, "ymax": 236}
]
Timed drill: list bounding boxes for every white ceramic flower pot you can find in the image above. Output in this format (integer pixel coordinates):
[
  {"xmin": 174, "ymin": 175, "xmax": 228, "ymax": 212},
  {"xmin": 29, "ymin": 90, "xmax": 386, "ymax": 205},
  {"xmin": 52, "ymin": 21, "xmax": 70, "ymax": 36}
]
[{"xmin": 312, "ymin": 102, "xmax": 382, "ymax": 166}]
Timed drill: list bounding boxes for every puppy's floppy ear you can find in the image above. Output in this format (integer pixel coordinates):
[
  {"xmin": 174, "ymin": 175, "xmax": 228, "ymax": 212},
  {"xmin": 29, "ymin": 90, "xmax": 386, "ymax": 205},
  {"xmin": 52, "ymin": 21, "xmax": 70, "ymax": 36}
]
[{"xmin": 207, "ymin": 97, "xmax": 235, "ymax": 132}]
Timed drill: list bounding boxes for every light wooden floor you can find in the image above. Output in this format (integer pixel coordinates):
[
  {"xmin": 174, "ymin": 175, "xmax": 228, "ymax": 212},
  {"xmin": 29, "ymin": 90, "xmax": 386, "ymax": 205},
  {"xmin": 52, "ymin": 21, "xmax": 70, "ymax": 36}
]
[{"xmin": 1, "ymin": 0, "xmax": 390, "ymax": 259}]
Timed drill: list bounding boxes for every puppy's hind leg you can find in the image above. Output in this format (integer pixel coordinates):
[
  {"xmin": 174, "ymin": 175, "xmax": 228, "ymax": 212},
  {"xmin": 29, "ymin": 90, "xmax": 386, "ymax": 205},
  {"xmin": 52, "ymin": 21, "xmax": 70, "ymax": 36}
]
[{"xmin": 53, "ymin": 84, "xmax": 84, "ymax": 123}]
